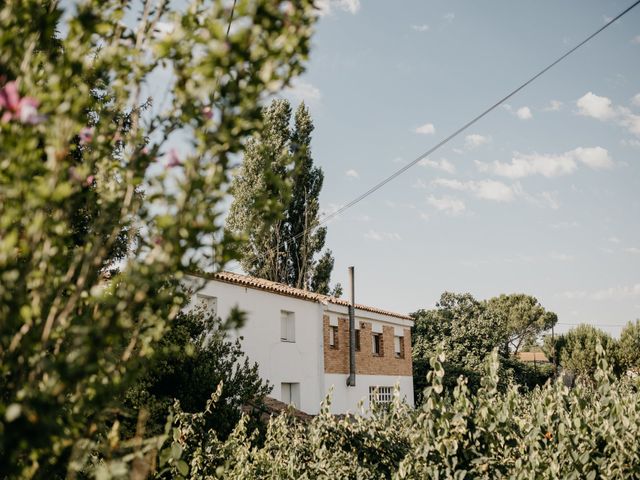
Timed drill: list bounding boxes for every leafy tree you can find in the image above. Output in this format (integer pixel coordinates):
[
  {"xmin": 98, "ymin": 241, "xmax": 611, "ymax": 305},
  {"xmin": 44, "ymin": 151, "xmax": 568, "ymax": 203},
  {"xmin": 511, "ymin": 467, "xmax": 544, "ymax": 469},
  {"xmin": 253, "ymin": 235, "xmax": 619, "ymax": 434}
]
[
  {"xmin": 0, "ymin": 0, "xmax": 316, "ymax": 477},
  {"xmin": 485, "ymin": 293, "xmax": 557, "ymax": 353},
  {"xmin": 617, "ymin": 320, "xmax": 640, "ymax": 373},
  {"xmin": 554, "ymin": 324, "xmax": 620, "ymax": 383},
  {"xmin": 412, "ymin": 292, "xmax": 509, "ymax": 397},
  {"xmin": 227, "ymin": 99, "xmax": 341, "ymax": 295},
  {"xmin": 123, "ymin": 308, "xmax": 271, "ymax": 442}
]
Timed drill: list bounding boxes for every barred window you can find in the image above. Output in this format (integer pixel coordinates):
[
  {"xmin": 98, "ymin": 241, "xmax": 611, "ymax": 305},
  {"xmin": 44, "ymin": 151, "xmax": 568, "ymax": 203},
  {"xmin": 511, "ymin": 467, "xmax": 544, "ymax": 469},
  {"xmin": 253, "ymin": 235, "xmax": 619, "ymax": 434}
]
[{"xmin": 369, "ymin": 386, "xmax": 393, "ymax": 405}]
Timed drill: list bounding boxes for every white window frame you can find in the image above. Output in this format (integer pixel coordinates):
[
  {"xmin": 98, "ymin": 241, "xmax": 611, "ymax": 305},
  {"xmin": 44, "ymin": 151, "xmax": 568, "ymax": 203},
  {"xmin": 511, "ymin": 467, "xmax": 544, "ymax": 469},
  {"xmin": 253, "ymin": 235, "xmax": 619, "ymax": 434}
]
[
  {"xmin": 329, "ymin": 325, "xmax": 338, "ymax": 348},
  {"xmin": 372, "ymin": 332, "xmax": 382, "ymax": 356},
  {"xmin": 394, "ymin": 335, "xmax": 403, "ymax": 358},
  {"xmin": 280, "ymin": 310, "xmax": 295, "ymax": 342},
  {"xmin": 369, "ymin": 386, "xmax": 393, "ymax": 405},
  {"xmin": 281, "ymin": 382, "xmax": 300, "ymax": 407}
]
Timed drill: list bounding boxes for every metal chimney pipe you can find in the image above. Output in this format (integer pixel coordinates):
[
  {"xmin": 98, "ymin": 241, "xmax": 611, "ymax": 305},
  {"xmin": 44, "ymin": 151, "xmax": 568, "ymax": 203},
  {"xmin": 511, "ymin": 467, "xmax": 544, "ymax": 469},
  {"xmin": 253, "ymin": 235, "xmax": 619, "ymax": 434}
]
[{"xmin": 347, "ymin": 266, "xmax": 356, "ymax": 387}]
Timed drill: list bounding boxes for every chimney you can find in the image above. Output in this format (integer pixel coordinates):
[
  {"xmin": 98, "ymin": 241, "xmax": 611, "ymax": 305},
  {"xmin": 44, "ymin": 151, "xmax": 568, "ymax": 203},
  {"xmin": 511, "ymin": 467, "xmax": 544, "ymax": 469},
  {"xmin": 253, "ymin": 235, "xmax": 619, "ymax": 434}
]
[{"xmin": 346, "ymin": 266, "xmax": 356, "ymax": 386}]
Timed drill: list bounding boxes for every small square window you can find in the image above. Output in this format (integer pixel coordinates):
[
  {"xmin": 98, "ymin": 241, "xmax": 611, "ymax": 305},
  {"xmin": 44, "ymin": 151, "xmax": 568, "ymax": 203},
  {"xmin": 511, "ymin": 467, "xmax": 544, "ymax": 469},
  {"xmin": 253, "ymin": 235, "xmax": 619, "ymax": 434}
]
[
  {"xmin": 329, "ymin": 325, "xmax": 339, "ymax": 348},
  {"xmin": 372, "ymin": 333, "xmax": 383, "ymax": 356},
  {"xmin": 281, "ymin": 311, "xmax": 295, "ymax": 342}
]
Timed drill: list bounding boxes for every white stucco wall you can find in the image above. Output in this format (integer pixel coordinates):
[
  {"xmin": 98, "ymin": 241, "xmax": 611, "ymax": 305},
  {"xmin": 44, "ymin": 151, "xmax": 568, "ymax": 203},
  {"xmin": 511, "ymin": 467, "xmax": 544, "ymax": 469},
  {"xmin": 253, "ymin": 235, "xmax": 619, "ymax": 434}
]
[
  {"xmin": 189, "ymin": 277, "xmax": 327, "ymax": 414},
  {"xmin": 324, "ymin": 374, "xmax": 414, "ymax": 414},
  {"xmin": 186, "ymin": 275, "xmax": 415, "ymax": 415}
]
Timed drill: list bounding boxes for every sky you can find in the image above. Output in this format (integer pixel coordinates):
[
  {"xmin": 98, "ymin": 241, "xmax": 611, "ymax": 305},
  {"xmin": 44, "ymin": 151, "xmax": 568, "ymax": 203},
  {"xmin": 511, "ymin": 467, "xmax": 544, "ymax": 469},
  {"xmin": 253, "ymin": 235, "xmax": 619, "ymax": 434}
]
[{"xmin": 278, "ymin": 0, "xmax": 640, "ymax": 337}]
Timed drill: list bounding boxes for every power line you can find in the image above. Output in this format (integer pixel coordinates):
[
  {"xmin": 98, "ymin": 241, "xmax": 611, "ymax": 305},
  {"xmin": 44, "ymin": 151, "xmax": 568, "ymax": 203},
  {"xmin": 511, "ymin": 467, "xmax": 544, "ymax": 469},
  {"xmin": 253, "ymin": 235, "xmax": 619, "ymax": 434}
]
[
  {"xmin": 225, "ymin": 0, "xmax": 640, "ymax": 275},
  {"xmin": 317, "ymin": 0, "xmax": 640, "ymax": 227}
]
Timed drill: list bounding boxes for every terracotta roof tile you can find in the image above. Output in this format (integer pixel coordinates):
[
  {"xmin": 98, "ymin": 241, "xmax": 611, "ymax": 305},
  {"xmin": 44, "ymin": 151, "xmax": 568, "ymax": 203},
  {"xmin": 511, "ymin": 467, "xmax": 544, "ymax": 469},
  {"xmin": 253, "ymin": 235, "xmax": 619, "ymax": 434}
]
[{"xmin": 191, "ymin": 271, "xmax": 413, "ymax": 321}]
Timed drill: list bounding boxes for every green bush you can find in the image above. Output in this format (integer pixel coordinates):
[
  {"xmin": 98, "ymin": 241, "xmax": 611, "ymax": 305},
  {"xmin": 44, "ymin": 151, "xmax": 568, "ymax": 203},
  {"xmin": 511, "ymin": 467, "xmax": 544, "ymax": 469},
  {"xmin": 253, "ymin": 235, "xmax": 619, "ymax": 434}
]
[{"xmin": 163, "ymin": 345, "xmax": 640, "ymax": 479}]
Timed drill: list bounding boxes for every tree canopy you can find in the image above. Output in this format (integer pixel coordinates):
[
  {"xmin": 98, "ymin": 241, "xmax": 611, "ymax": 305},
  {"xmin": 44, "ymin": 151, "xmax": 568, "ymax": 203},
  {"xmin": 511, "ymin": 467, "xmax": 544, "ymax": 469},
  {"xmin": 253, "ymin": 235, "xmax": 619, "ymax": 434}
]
[
  {"xmin": 485, "ymin": 293, "xmax": 557, "ymax": 353},
  {"xmin": 226, "ymin": 99, "xmax": 341, "ymax": 296},
  {"xmin": 0, "ymin": 0, "xmax": 316, "ymax": 476}
]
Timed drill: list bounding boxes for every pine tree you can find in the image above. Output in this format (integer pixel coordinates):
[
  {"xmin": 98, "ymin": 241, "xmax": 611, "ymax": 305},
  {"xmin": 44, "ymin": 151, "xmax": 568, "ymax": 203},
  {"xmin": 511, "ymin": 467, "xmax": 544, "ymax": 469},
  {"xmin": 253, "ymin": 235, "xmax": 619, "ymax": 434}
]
[{"xmin": 227, "ymin": 99, "xmax": 340, "ymax": 295}]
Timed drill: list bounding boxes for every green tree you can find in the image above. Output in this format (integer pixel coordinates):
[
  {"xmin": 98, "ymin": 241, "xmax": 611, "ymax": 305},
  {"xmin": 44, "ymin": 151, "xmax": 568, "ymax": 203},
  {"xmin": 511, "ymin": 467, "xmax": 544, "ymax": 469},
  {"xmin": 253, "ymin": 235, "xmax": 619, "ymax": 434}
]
[
  {"xmin": 412, "ymin": 292, "xmax": 509, "ymax": 397},
  {"xmin": 555, "ymin": 324, "xmax": 620, "ymax": 383},
  {"xmin": 0, "ymin": 0, "xmax": 316, "ymax": 477},
  {"xmin": 485, "ymin": 293, "xmax": 558, "ymax": 353},
  {"xmin": 227, "ymin": 99, "xmax": 341, "ymax": 295},
  {"xmin": 617, "ymin": 319, "xmax": 640, "ymax": 374},
  {"xmin": 123, "ymin": 308, "xmax": 271, "ymax": 442}
]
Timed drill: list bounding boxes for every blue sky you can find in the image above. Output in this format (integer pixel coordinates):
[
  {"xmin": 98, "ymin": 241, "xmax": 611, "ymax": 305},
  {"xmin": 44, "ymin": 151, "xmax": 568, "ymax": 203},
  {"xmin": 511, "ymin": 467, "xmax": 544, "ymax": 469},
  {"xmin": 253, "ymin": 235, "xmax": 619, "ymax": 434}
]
[{"xmin": 280, "ymin": 0, "xmax": 640, "ymax": 336}]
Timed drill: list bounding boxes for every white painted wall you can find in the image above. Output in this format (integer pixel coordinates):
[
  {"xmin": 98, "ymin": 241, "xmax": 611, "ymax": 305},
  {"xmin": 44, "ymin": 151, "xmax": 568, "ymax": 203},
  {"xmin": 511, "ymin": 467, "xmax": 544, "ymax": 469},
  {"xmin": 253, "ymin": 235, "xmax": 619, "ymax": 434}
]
[
  {"xmin": 186, "ymin": 276, "xmax": 415, "ymax": 415},
  {"xmin": 189, "ymin": 277, "xmax": 326, "ymax": 414},
  {"xmin": 324, "ymin": 374, "xmax": 414, "ymax": 414}
]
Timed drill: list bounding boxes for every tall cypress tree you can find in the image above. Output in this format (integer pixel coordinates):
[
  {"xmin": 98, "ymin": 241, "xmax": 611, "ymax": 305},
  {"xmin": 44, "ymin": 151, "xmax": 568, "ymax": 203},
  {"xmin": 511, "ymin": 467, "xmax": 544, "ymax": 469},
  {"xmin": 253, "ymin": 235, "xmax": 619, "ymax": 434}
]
[{"xmin": 226, "ymin": 99, "xmax": 341, "ymax": 295}]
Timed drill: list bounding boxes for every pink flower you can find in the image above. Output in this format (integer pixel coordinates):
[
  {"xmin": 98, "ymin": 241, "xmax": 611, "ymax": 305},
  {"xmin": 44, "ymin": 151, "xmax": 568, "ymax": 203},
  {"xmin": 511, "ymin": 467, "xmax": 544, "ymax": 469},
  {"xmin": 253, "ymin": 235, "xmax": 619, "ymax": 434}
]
[
  {"xmin": 85, "ymin": 175, "xmax": 95, "ymax": 186},
  {"xmin": 202, "ymin": 106, "xmax": 213, "ymax": 120},
  {"xmin": 0, "ymin": 81, "xmax": 44, "ymax": 125},
  {"xmin": 79, "ymin": 127, "xmax": 94, "ymax": 145},
  {"xmin": 167, "ymin": 148, "xmax": 181, "ymax": 168}
]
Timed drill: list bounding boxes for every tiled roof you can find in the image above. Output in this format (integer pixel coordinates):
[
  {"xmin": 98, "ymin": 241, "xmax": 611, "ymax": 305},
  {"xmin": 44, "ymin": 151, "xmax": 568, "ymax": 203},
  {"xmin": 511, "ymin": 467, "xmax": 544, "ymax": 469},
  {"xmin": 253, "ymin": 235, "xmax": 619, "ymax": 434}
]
[
  {"xmin": 516, "ymin": 351, "xmax": 550, "ymax": 363},
  {"xmin": 191, "ymin": 271, "xmax": 413, "ymax": 321}
]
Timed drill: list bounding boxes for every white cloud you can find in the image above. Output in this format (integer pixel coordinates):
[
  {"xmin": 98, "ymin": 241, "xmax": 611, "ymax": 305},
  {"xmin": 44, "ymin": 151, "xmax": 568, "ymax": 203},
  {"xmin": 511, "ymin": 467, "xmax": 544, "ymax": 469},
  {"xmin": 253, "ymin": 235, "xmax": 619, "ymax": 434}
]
[
  {"xmin": 414, "ymin": 122, "xmax": 435, "ymax": 135},
  {"xmin": 626, "ymin": 247, "xmax": 640, "ymax": 254},
  {"xmin": 516, "ymin": 106, "xmax": 533, "ymax": 120},
  {"xmin": 465, "ymin": 133, "xmax": 491, "ymax": 149},
  {"xmin": 608, "ymin": 236, "xmax": 621, "ymax": 244},
  {"xmin": 285, "ymin": 79, "xmax": 321, "ymax": 104},
  {"xmin": 632, "ymin": 35, "xmax": 640, "ymax": 44},
  {"xmin": 411, "ymin": 24, "xmax": 429, "ymax": 32},
  {"xmin": 364, "ymin": 229, "xmax": 401, "ymax": 241},
  {"xmin": 345, "ymin": 169, "xmax": 359, "ymax": 179},
  {"xmin": 443, "ymin": 12, "xmax": 455, "ymax": 22},
  {"xmin": 427, "ymin": 195, "xmax": 465, "ymax": 215},
  {"xmin": 577, "ymin": 92, "xmax": 616, "ymax": 120},
  {"xmin": 621, "ymin": 139, "xmax": 640, "ymax": 148},
  {"xmin": 433, "ymin": 178, "xmax": 516, "ymax": 202},
  {"xmin": 550, "ymin": 221, "xmax": 580, "ymax": 229},
  {"xmin": 418, "ymin": 157, "xmax": 455, "ymax": 174},
  {"xmin": 485, "ymin": 146, "xmax": 613, "ymax": 179},
  {"xmin": 544, "ymin": 100, "xmax": 563, "ymax": 111},
  {"xmin": 550, "ymin": 252, "xmax": 574, "ymax": 262},
  {"xmin": 632, "ymin": 93, "xmax": 640, "ymax": 107},
  {"xmin": 620, "ymin": 112, "xmax": 640, "ymax": 136},
  {"xmin": 592, "ymin": 284, "xmax": 640, "ymax": 301},
  {"xmin": 316, "ymin": 0, "xmax": 360, "ymax": 15}
]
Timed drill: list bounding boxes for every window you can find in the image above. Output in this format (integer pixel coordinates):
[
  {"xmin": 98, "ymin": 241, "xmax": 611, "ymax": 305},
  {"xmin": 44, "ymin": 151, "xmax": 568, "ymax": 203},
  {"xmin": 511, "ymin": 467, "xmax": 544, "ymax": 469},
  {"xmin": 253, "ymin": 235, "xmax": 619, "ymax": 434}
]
[
  {"xmin": 372, "ymin": 333, "xmax": 383, "ymax": 356},
  {"xmin": 369, "ymin": 386, "xmax": 393, "ymax": 405},
  {"xmin": 196, "ymin": 293, "xmax": 217, "ymax": 317},
  {"xmin": 280, "ymin": 310, "xmax": 295, "ymax": 342},
  {"xmin": 281, "ymin": 382, "xmax": 300, "ymax": 407},
  {"xmin": 394, "ymin": 335, "xmax": 404, "ymax": 358},
  {"xmin": 355, "ymin": 329, "xmax": 361, "ymax": 352},
  {"xmin": 329, "ymin": 325, "xmax": 338, "ymax": 348}
]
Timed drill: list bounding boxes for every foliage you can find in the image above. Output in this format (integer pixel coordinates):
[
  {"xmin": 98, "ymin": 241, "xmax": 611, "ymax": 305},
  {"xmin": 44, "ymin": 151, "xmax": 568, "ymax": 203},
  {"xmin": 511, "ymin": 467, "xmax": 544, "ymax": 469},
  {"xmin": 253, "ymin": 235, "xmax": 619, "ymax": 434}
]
[
  {"xmin": 226, "ymin": 99, "xmax": 341, "ymax": 295},
  {"xmin": 554, "ymin": 324, "xmax": 620, "ymax": 383},
  {"xmin": 486, "ymin": 293, "xmax": 557, "ymax": 353},
  {"xmin": 161, "ymin": 347, "xmax": 640, "ymax": 479},
  {"xmin": 0, "ymin": 0, "xmax": 316, "ymax": 477},
  {"xmin": 123, "ymin": 309, "xmax": 271, "ymax": 442},
  {"xmin": 618, "ymin": 319, "xmax": 640, "ymax": 373},
  {"xmin": 411, "ymin": 292, "xmax": 510, "ymax": 397}
]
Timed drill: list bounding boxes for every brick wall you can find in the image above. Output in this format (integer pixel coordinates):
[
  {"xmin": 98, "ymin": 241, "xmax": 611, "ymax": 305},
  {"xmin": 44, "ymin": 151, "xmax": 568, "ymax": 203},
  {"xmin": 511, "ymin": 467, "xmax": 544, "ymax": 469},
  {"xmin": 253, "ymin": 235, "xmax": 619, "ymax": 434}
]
[{"xmin": 323, "ymin": 315, "xmax": 412, "ymax": 376}]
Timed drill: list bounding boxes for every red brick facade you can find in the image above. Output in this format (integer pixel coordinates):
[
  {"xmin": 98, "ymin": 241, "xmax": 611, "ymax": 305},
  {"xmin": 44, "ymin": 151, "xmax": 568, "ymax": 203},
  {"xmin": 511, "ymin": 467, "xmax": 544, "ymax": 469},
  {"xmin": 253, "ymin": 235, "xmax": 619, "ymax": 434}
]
[{"xmin": 323, "ymin": 315, "xmax": 412, "ymax": 376}]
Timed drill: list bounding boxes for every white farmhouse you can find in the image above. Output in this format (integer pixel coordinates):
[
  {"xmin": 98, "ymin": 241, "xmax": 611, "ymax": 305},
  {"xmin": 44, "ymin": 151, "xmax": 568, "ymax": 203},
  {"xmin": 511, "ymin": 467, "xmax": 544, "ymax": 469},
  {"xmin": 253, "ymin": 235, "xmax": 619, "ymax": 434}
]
[{"xmin": 188, "ymin": 271, "xmax": 414, "ymax": 415}]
